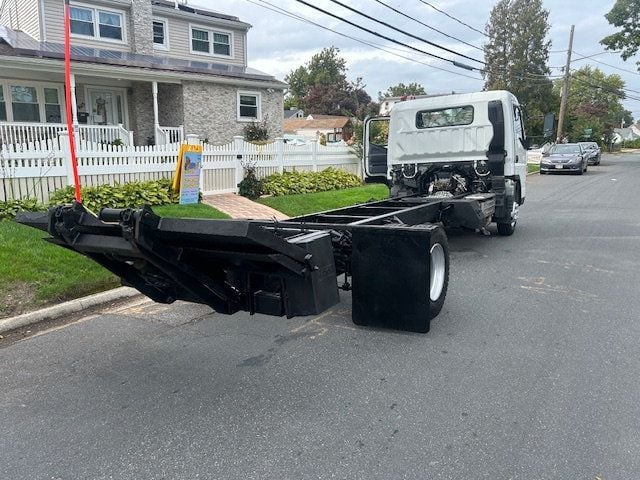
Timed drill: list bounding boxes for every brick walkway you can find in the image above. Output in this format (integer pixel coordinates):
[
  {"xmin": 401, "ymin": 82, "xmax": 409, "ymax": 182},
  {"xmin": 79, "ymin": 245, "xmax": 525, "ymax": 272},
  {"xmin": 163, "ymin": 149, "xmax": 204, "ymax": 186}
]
[{"xmin": 202, "ymin": 193, "xmax": 289, "ymax": 220}]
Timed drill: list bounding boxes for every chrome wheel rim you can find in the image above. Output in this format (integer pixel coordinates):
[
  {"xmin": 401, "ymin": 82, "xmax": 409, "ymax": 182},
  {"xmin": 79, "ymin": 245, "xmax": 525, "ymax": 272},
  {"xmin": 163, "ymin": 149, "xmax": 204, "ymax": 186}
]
[{"xmin": 430, "ymin": 243, "xmax": 446, "ymax": 302}]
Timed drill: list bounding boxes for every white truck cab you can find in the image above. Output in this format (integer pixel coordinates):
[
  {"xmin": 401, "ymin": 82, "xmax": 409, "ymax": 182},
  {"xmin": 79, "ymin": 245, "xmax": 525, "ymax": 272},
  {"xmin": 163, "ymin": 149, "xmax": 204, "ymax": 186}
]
[{"xmin": 364, "ymin": 90, "xmax": 528, "ymax": 235}]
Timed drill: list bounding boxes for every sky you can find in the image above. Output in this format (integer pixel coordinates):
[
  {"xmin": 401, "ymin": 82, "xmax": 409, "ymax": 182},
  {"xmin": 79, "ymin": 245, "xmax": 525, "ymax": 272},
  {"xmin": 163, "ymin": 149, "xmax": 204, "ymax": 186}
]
[{"xmin": 192, "ymin": 0, "xmax": 640, "ymax": 122}]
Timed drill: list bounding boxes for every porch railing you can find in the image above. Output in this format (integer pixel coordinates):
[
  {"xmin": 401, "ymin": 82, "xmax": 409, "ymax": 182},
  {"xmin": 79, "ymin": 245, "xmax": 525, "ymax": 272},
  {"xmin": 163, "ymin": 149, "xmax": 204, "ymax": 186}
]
[
  {"xmin": 0, "ymin": 122, "xmax": 134, "ymax": 147},
  {"xmin": 155, "ymin": 125, "xmax": 184, "ymax": 145}
]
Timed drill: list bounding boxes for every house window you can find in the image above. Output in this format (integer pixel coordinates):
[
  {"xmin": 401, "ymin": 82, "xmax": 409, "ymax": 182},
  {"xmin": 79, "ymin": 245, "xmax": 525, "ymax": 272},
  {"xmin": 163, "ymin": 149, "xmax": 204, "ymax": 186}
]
[
  {"xmin": 70, "ymin": 6, "xmax": 94, "ymax": 36},
  {"xmin": 238, "ymin": 92, "xmax": 260, "ymax": 120},
  {"xmin": 98, "ymin": 11, "xmax": 122, "ymax": 40},
  {"xmin": 190, "ymin": 26, "xmax": 232, "ymax": 57},
  {"xmin": 70, "ymin": 5, "xmax": 124, "ymax": 41},
  {"xmin": 213, "ymin": 33, "xmax": 230, "ymax": 56},
  {"xmin": 153, "ymin": 20, "xmax": 167, "ymax": 48},
  {"xmin": 0, "ymin": 86, "xmax": 6, "ymax": 121},
  {"xmin": 191, "ymin": 29, "xmax": 209, "ymax": 53},
  {"xmin": 11, "ymin": 86, "xmax": 40, "ymax": 122},
  {"xmin": 44, "ymin": 88, "xmax": 61, "ymax": 123}
]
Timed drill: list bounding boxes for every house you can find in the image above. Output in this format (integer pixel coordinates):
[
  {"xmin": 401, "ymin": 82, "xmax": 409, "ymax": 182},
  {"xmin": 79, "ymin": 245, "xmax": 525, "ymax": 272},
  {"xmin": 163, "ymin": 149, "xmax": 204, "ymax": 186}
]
[
  {"xmin": 0, "ymin": 0, "xmax": 286, "ymax": 146},
  {"xmin": 283, "ymin": 114, "xmax": 352, "ymax": 143},
  {"xmin": 284, "ymin": 107, "xmax": 304, "ymax": 119}
]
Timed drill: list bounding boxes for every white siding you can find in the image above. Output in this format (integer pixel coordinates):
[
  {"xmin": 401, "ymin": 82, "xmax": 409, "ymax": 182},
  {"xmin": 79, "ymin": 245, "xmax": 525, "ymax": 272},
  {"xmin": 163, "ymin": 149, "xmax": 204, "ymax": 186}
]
[
  {"xmin": 155, "ymin": 14, "xmax": 246, "ymax": 66},
  {"xmin": 42, "ymin": 0, "xmax": 131, "ymax": 52},
  {"xmin": 1, "ymin": 0, "xmax": 41, "ymax": 40}
]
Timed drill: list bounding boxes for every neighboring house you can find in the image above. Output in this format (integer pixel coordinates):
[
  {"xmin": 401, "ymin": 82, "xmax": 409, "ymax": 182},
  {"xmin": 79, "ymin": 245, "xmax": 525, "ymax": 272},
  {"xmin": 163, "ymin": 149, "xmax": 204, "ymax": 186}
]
[
  {"xmin": 284, "ymin": 107, "xmax": 304, "ymax": 119},
  {"xmin": 613, "ymin": 127, "xmax": 640, "ymax": 145},
  {"xmin": 0, "ymin": 0, "xmax": 285, "ymax": 146},
  {"xmin": 283, "ymin": 114, "xmax": 352, "ymax": 143}
]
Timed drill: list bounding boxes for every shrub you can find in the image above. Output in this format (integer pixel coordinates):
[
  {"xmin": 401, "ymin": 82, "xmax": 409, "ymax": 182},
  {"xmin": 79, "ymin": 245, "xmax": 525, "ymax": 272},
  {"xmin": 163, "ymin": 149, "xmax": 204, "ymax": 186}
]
[
  {"xmin": 261, "ymin": 167, "xmax": 362, "ymax": 196},
  {"xmin": 238, "ymin": 168, "xmax": 263, "ymax": 199},
  {"xmin": 48, "ymin": 179, "xmax": 179, "ymax": 212},
  {"xmin": 243, "ymin": 118, "xmax": 269, "ymax": 142},
  {"xmin": 0, "ymin": 198, "xmax": 46, "ymax": 220}
]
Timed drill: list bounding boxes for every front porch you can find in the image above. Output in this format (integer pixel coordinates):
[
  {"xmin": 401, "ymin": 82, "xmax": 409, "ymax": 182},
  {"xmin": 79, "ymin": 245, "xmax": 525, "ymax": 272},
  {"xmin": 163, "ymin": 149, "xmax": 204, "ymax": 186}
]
[{"xmin": 0, "ymin": 72, "xmax": 184, "ymax": 147}]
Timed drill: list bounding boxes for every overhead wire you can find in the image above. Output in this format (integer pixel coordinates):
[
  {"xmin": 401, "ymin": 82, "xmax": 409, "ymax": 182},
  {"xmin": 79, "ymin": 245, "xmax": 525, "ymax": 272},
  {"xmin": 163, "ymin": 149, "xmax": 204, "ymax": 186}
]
[
  {"xmin": 246, "ymin": 0, "xmax": 485, "ymax": 81},
  {"xmin": 415, "ymin": 0, "xmax": 487, "ymax": 37},
  {"xmin": 326, "ymin": 0, "xmax": 485, "ymax": 65},
  {"xmin": 372, "ymin": 0, "xmax": 483, "ymax": 52},
  {"xmin": 292, "ymin": 0, "xmax": 483, "ymax": 71},
  {"xmin": 571, "ymin": 50, "xmax": 640, "ymax": 76}
]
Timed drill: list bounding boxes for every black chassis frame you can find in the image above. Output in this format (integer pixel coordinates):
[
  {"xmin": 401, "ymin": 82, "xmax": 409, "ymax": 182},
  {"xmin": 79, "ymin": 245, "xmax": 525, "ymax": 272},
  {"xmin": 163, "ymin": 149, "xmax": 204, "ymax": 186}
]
[{"xmin": 17, "ymin": 192, "xmax": 494, "ymax": 333}]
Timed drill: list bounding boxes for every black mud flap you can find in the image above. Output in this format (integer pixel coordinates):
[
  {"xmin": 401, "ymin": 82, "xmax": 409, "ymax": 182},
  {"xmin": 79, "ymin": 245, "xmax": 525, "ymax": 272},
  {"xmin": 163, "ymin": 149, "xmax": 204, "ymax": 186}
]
[
  {"xmin": 350, "ymin": 224, "xmax": 445, "ymax": 333},
  {"xmin": 16, "ymin": 203, "xmax": 340, "ymax": 319}
]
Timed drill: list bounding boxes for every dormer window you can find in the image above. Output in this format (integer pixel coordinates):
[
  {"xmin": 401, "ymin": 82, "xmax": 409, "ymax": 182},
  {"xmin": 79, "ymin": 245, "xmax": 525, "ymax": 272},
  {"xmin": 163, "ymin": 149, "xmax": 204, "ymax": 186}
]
[
  {"xmin": 190, "ymin": 26, "xmax": 232, "ymax": 57},
  {"xmin": 70, "ymin": 5, "xmax": 124, "ymax": 41}
]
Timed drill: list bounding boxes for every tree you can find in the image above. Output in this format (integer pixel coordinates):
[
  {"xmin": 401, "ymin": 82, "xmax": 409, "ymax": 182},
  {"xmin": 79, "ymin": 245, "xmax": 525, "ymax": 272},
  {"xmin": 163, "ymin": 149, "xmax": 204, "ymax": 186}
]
[
  {"xmin": 284, "ymin": 47, "xmax": 375, "ymax": 119},
  {"xmin": 483, "ymin": 0, "xmax": 557, "ymax": 139},
  {"xmin": 601, "ymin": 0, "xmax": 640, "ymax": 69},
  {"xmin": 554, "ymin": 66, "xmax": 633, "ymax": 143},
  {"xmin": 378, "ymin": 82, "xmax": 426, "ymax": 101}
]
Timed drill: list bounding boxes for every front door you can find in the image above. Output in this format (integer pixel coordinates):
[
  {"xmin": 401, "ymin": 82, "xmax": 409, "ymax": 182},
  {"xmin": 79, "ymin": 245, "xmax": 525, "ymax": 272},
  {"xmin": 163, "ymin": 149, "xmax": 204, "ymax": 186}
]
[{"xmin": 88, "ymin": 89, "xmax": 125, "ymax": 126}]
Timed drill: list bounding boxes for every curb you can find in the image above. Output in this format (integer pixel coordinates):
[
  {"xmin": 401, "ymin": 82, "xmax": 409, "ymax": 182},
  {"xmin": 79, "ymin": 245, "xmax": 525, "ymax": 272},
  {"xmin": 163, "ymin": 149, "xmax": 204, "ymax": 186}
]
[{"xmin": 0, "ymin": 287, "xmax": 141, "ymax": 334}]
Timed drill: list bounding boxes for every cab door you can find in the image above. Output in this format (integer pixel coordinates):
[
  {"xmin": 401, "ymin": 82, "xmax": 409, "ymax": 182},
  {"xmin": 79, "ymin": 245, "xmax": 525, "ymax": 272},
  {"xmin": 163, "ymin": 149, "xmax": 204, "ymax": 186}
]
[
  {"xmin": 513, "ymin": 105, "xmax": 528, "ymax": 200},
  {"xmin": 363, "ymin": 116, "xmax": 390, "ymax": 179}
]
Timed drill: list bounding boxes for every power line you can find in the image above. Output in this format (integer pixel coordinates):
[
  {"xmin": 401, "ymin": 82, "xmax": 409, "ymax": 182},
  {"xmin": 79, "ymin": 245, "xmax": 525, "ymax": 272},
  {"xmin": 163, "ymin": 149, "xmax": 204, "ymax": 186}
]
[
  {"xmin": 326, "ymin": 0, "xmax": 485, "ymax": 65},
  {"xmin": 246, "ymin": 0, "xmax": 485, "ymax": 81},
  {"xmin": 293, "ymin": 0, "xmax": 482, "ymax": 71},
  {"xmin": 572, "ymin": 50, "xmax": 640, "ymax": 76},
  {"xmin": 416, "ymin": 0, "xmax": 487, "ymax": 37},
  {"xmin": 372, "ymin": 0, "xmax": 483, "ymax": 52}
]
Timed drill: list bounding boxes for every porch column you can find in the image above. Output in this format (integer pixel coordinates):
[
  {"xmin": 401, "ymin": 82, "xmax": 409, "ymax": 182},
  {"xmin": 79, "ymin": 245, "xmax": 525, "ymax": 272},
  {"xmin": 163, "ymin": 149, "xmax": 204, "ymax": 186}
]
[
  {"xmin": 70, "ymin": 73, "xmax": 79, "ymax": 127},
  {"xmin": 152, "ymin": 81, "xmax": 159, "ymax": 144}
]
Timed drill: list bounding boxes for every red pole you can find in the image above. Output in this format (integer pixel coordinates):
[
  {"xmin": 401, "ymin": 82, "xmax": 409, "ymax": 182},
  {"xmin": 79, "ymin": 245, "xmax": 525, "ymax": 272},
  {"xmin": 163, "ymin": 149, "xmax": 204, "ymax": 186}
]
[{"xmin": 63, "ymin": 0, "xmax": 82, "ymax": 203}]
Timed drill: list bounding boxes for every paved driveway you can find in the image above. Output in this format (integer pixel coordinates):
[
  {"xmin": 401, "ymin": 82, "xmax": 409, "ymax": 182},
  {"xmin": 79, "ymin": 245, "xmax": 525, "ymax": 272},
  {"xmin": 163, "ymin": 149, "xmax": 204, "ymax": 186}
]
[{"xmin": 2, "ymin": 154, "xmax": 640, "ymax": 479}]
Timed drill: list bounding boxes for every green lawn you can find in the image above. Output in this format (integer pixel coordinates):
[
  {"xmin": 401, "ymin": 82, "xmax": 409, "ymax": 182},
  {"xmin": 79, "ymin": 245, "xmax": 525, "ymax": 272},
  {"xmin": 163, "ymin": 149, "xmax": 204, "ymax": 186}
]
[
  {"xmin": 0, "ymin": 202, "xmax": 228, "ymax": 318},
  {"xmin": 258, "ymin": 184, "xmax": 389, "ymax": 217},
  {"xmin": 528, "ymin": 163, "xmax": 540, "ymax": 173}
]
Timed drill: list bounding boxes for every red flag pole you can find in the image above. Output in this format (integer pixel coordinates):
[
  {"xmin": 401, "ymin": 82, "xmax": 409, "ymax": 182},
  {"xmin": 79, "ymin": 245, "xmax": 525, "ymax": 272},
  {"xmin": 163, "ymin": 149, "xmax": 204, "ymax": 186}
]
[{"xmin": 63, "ymin": 0, "xmax": 82, "ymax": 203}]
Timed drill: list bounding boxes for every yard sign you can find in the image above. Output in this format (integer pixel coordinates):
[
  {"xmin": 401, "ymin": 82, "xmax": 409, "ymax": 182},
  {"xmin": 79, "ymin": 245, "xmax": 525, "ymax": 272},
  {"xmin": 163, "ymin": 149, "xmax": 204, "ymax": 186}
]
[{"xmin": 173, "ymin": 143, "xmax": 202, "ymax": 204}]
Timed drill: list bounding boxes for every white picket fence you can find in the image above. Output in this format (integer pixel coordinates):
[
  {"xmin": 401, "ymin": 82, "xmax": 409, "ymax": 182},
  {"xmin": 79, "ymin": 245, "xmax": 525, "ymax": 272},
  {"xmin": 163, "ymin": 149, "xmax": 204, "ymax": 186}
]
[{"xmin": 0, "ymin": 136, "xmax": 360, "ymax": 202}]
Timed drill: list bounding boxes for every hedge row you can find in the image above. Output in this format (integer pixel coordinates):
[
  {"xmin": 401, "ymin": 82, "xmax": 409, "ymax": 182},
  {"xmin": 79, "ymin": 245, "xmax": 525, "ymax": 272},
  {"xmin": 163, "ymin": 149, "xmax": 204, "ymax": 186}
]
[
  {"xmin": 0, "ymin": 179, "xmax": 178, "ymax": 220},
  {"xmin": 239, "ymin": 167, "xmax": 362, "ymax": 198}
]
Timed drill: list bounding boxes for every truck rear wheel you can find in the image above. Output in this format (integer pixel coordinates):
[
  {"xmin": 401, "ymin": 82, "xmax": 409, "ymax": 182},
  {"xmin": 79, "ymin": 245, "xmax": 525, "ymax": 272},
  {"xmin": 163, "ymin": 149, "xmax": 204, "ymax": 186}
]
[
  {"xmin": 428, "ymin": 227, "xmax": 449, "ymax": 319},
  {"xmin": 350, "ymin": 224, "xmax": 449, "ymax": 333}
]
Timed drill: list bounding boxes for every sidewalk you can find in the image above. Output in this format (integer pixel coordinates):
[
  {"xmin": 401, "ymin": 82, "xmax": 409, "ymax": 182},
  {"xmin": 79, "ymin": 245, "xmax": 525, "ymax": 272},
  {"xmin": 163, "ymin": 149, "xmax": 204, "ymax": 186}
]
[{"xmin": 203, "ymin": 193, "xmax": 289, "ymax": 220}]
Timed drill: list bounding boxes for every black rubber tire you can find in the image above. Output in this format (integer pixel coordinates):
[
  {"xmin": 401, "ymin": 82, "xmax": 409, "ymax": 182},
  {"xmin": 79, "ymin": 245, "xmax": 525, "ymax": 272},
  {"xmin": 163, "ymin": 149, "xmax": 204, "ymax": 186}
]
[
  {"xmin": 497, "ymin": 221, "xmax": 516, "ymax": 236},
  {"xmin": 427, "ymin": 227, "xmax": 450, "ymax": 322},
  {"xmin": 577, "ymin": 162, "xmax": 584, "ymax": 175}
]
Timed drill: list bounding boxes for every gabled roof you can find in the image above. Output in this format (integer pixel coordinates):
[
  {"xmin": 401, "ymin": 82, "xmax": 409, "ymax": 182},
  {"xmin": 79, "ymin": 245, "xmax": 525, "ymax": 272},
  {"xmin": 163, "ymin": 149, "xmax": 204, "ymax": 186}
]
[{"xmin": 283, "ymin": 115, "xmax": 351, "ymax": 132}]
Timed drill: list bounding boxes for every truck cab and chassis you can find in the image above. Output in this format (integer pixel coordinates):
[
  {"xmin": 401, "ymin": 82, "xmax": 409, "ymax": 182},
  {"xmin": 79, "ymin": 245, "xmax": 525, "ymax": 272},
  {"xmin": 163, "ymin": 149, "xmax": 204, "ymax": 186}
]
[{"xmin": 18, "ymin": 91, "xmax": 528, "ymax": 334}]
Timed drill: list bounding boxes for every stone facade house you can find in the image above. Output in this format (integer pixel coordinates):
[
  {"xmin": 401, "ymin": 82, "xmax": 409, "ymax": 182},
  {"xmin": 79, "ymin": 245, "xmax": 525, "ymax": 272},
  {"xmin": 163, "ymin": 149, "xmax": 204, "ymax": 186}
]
[{"xmin": 0, "ymin": 0, "xmax": 285, "ymax": 146}]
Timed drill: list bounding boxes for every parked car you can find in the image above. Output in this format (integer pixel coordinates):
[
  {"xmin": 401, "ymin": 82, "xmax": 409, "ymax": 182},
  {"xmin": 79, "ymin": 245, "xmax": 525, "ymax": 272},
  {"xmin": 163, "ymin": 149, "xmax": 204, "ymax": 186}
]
[
  {"xmin": 579, "ymin": 142, "xmax": 601, "ymax": 165},
  {"xmin": 540, "ymin": 143, "xmax": 588, "ymax": 175}
]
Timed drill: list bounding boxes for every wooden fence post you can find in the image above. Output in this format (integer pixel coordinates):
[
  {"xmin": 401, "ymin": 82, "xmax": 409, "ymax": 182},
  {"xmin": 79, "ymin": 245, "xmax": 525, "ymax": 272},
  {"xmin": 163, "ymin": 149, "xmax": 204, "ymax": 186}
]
[
  {"xmin": 233, "ymin": 135, "xmax": 245, "ymax": 191},
  {"xmin": 311, "ymin": 141, "xmax": 318, "ymax": 172}
]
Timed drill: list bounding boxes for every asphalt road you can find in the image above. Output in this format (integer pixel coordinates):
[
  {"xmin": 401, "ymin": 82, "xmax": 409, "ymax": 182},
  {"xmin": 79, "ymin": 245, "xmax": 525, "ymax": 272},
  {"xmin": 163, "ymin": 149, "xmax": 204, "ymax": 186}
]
[{"xmin": 2, "ymin": 154, "xmax": 640, "ymax": 479}]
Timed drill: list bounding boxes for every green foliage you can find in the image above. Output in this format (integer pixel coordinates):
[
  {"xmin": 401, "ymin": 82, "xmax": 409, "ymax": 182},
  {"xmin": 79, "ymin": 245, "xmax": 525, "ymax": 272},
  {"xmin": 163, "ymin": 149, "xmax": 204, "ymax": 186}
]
[
  {"xmin": 554, "ymin": 66, "xmax": 633, "ymax": 142},
  {"xmin": 243, "ymin": 118, "xmax": 270, "ymax": 142},
  {"xmin": 283, "ymin": 47, "xmax": 376, "ymax": 119},
  {"xmin": 0, "ymin": 198, "xmax": 46, "ymax": 220},
  {"xmin": 621, "ymin": 137, "xmax": 640, "ymax": 148},
  {"xmin": 237, "ymin": 166, "xmax": 263, "ymax": 199},
  {"xmin": 48, "ymin": 179, "xmax": 179, "ymax": 212},
  {"xmin": 483, "ymin": 0, "xmax": 556, "ymax": 138},
  {"xmin": 318, "ymin": 133, "xmax": 327, "ymax": 146},
  {"xmin": 261, "ymin": 168, "xmax": 362, "ymax": 196},
  {"xmin": 378, "ymin": 82, "xmax": 426, "ymax": 101},
  {"xmin": 601, "ymin": 0, "xmax": 640, "ymax": 69}
]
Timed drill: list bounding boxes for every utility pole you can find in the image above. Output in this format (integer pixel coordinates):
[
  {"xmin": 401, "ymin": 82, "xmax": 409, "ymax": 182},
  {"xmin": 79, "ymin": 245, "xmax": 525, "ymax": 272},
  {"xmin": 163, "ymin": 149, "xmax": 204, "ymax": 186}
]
[{"xmin": 556, "ymin": 25, "xmax": 575, "ymax": 143}]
